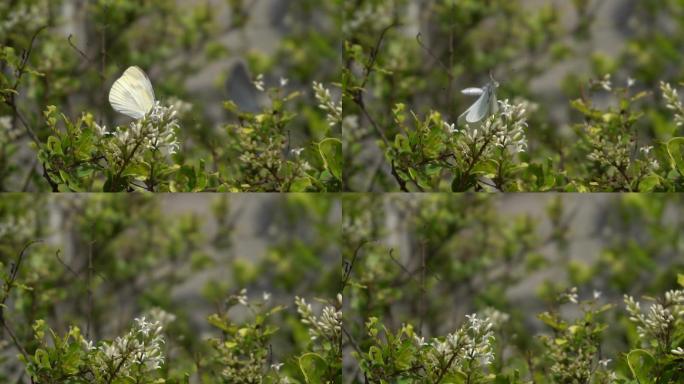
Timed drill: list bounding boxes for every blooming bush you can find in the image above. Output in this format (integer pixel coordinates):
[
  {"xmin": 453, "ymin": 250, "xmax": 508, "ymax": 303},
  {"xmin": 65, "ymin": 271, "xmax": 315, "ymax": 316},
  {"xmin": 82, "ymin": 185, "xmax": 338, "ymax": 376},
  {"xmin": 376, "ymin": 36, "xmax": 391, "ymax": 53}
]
[
  {"xmin": 343, "ymin": 0, "xmax": 684, "ymax": 191},
  {"xmin": 0, "ymin": 0, "xmax": 341, "ymax": 192},
  {"xmin": 343, "ymin": 194, "xmax": 684, "ymax": 382},
  {"xmin": 23, "ymin": 312, "xmax": 170, "ymax": 383},
  {"xmin": 357, "ymin": 314, "xmax": 496, "ymax": 383},
  {"xmin": 386, "ymin": 99, "xmax": 530, "ymax": 191},
  {"xmin": 0, "ymin": 194, "xmax": 341, "ymax": 383}
]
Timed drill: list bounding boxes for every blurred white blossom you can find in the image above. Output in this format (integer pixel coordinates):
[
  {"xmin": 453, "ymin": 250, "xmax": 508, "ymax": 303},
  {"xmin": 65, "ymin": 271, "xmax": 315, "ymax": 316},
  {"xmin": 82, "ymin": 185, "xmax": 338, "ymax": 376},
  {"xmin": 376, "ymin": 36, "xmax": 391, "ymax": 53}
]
[
  {"xmin": 661, "ymin": 82, "xmax": 684, "ymax": 128},
  {"xmin": 253, "ymin": 74, "xmax": 265, "ymax": 91},
  {"xmin": 313, "ymin": 81, "xmax": 342, "ymax": 128},
  {"xmin": 295, "ymin": 296, "xmax": 342, "ymax": 343},
  {"xmin": 624, "ymin": 289, "xmax": 684, "ymax": 348}
]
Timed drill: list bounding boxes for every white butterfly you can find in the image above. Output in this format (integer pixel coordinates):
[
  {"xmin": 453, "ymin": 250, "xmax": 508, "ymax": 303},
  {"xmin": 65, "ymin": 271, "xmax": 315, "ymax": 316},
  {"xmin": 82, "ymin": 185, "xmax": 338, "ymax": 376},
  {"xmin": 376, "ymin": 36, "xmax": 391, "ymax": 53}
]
[
  {"xmin": 458, "ymin": 76, "xmax": 499, "ymax": 125},
  {"xmin": 108, "ymin": 66, "xmax": 155, "ymax": 119}
]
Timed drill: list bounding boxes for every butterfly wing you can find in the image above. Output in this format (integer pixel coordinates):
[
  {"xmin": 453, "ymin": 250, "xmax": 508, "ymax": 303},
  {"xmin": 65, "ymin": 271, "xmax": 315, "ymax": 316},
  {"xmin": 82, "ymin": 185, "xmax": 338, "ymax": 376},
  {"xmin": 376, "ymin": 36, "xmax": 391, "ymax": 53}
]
[
  {"xmin": 461, "ymin": 87, "xmax": 484, "ymax": 96},
  {"xmin": 461, "ymin": 87, "xmax": 492, "ymax": 124},
  {"xmin": 108, "ymin": 66, "xmax": 155, "ymax": 119},
  {"xmin": 489, "ymin": 86, "xmax": 499, "ymax": 115},
  {"xmin": 225, "ymin": 61, "xmax": 260, "ymax": 113}
]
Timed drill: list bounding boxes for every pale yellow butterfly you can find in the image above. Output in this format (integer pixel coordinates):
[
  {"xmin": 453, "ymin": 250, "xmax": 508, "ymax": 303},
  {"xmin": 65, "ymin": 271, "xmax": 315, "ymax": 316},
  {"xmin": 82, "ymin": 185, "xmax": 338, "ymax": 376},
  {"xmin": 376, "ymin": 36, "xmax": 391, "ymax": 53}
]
[{"xmin": 108, "ymin": 66, "xmax": 155, "ymax": 119}]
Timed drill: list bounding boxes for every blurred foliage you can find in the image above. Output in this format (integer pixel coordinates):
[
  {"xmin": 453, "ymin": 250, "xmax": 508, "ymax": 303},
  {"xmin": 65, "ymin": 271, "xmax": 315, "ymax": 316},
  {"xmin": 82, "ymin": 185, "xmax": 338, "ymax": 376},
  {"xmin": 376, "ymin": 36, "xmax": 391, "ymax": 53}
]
[
  {"xmin": 0, "ymin": 0, "xmax": 341, "ymax": 191},
  {"xmin": 0, "ymin": 194, "xmax": 341, "ymax": 383},
  {"xmin": 343, "ymin": 0, "xmax": 684, "ymax": 191},
  {"xmin": 343, "ymin": 194, "xmax": 684, "ymax": 382}
]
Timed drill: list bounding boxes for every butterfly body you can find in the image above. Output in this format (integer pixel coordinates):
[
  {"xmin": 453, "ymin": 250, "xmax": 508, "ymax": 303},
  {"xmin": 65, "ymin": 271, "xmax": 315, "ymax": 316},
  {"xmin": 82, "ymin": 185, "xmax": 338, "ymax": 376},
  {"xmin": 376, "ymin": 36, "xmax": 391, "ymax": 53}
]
[{"xmin": 108, "ymin": 66, "xmax": 155, "ymax": 119}]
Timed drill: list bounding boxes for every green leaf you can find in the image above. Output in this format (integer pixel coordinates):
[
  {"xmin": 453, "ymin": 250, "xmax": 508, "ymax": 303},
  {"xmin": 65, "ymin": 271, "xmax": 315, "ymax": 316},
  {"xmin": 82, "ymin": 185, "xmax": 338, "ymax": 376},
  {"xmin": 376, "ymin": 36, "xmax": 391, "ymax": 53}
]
[
  {"xmin": 440, "ymin": 371, "xmax": 467, "ymax": 383},
  {"xmin": 451, "ymin": 170, "xmax": 477, "ymax": 191},
  {"xmin": 368, "ymin": 346, "xmax": 384, "ymax": 365},
  {"xmin": 206, "ymin": 314, "xmax": 231, "ymax": 332},
  {"xmin": 34, "ymin": 349, "xmax": 51, "ymax": 369},
  {"xmin": 290, "ymin": 177, "xmax": 312, "ymax": 192},
  {"xmin": 299, "ymin": 352, "xmax": 328, "ymax": 384},
  {"xmin": 627, "ymin": 349, "xmax": 655, "ymax": 384},
  {"xmin": 677, "ymin": 273, "xmax": 684, "ymax": 288},
  {"xmin": 121, "ymin": 163, "xmax": 149, "ymax": 179},
  {"xmin": 318, "ymin": 138, "xmax": 342, "ymax": 181},
  {"xmin": 538, "ymin": 312, "xmax": 566, "ymax": 331},
  {"xmin": 46, "ymin": 136, "xmax": 63, "ymax": 155},
  {"xmin": 638, "ymin": 173, "xmax": 661, "ymax": 192},
  {"xmin": 666, "ymin": 137, "xmax": 684, "ymax": 175}
]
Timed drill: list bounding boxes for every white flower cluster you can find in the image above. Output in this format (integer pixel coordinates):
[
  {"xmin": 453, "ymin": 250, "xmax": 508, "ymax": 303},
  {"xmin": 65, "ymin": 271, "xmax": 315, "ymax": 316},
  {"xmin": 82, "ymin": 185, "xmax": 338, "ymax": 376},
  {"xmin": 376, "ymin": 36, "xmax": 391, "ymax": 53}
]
[
  {"xmin": 138, "ymin": 102, "xmax": 181, "ymax": 155},
  {"xmin": 423, "ymin": 314, "xmax": 496, "ymax": 371},
  {"xmin": 639, "ymin": 145, "xmax": 660, "ymax": 171},
  {"xmin": 661, "ymin": 82, "xmax": 684, "ymax": 128},
  {"xmin": 253, "ymin": 74, "xmax": 265, "ymax": 91},
  {"xmin": 457, "ymin": 99, "xmax": 528, "ymax": 156},
  {"xmin": 295, "ymin": 294, "xmax": 342, "ymax": 343},
  {"xmin": 236, "ymin": 288, "xmax": 249, "ymax": 306},
  {"xmin": 562, "ymin": 286, "xmax": 580, "ymax": 304},
  {"xmin": 251, "ymin": 74, "xmax": 289, "ymax": 92},
  {"xmin": 313, "ymin": 82, "xmax": 342, "ymax": 128},
  {"xmin": 86, "ymin": 315, "xmax": 168, "ymax": 378},
  {"xmin": 624, "ymin": 289, "xmax": 684, "ymax": 354},
  {"xmin": 100, "ymin": 101, "xmax": 180, "ymax": 159},
  {"xmin": 597, "ymin": 74, "xmax": 613, "ymax": 92}
]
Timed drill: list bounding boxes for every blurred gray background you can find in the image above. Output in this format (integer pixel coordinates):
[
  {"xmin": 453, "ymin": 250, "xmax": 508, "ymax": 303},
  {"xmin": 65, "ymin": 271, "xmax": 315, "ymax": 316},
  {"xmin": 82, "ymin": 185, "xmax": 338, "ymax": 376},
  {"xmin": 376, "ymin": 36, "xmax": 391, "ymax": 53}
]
[{"xmin": 44, "ymin": 194, "xmax": 341, "ymax": 337}]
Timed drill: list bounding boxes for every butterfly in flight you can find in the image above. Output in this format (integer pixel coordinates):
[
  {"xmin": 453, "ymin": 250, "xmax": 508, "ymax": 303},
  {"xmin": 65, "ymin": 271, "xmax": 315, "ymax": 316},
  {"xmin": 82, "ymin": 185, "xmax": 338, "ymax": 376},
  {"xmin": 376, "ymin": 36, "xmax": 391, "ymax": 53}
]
[{"xmin": 458, "ymin": 75, "xmax": 499, "ymax": 125}]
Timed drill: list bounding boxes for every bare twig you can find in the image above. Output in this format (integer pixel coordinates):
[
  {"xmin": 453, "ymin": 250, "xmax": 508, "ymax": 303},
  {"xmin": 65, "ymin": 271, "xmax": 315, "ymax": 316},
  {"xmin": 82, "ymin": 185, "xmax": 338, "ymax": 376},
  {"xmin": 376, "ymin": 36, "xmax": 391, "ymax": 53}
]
[
  {"xmin": 0, "ymin": 240, "xmax": 43, "ymax": 360},
  {"xmin": 87, "ymin": 241, "xmax": 95, "ymax": 339},
  {"xmin": 5, "ymin": 25, "xmax": 47, "ymax": 145},
  {"xmin": 342, "ymin": 241, "xmax": 368, "ymax": 292},
  {"xmin": 67, "ymin": 34, "xmax": 93, "ymax": 62}
]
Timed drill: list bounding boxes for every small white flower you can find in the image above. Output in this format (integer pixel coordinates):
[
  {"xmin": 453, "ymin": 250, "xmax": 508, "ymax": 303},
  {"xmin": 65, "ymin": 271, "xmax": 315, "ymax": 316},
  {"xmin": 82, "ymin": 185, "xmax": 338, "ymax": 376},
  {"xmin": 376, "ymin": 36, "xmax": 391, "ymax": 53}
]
[
  {"xmin": 313, "ymin": 81, "xmax": 341, "ymax": 127},
  {"xmin": 640, "ymin": 145, "xmax": 653, "ymax": 156},
  {"xmin": 253, "ymin": 74, "xmax": 265, "ymax": 91},
  {"xmin": 271, "ymin": 362, "xmax": 284, "ymax": 371},
  {"xmin": 82, "ymin": 339, "xmax": 96, "ymax": 351},
  {"xmin": 262, "ymin": 292, "xmax": 271, "ymax": 301},
  {"xmin": 564, "ymin": 287, "xmax": 579, "ymax": 304},
  {"xmin": 672, "ymin": 347, "xmax": 684, "ymax": 356},
  {"xmin": 593, "ymin": 290, "xmax": 602, "ymax": 300},
  {"xmin": 599, "ymin": 358, "xmax": 611, "ymax": 368},
  {"xmin": 414, "ymin": 335, "xmax": 428, "ymax": 347},
  {"xmin": 599, "ymin": 74, "xmax": 612, "ymax": 91},
  {"xmin": 290, "ymin": 147, "xmax": 304, "ymax": 156},
  {"xmin": 237, "ymin": 288, "xmax": 248, "ymax": 306},
  {"xmin": 627, "ymin": 77, "xmax": 636, "ymax": 88},
  {"xmin": 280, "ymin": 77, "xmax": 289, "ymax": 87}
]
